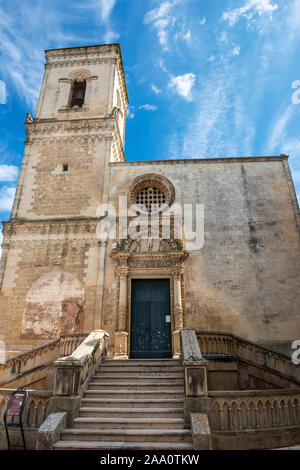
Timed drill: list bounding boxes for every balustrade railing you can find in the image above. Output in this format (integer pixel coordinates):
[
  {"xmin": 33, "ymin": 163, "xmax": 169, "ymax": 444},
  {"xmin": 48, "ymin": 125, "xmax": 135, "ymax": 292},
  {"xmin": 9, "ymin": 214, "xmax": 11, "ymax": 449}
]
[
  {"xmin": 197, "ymin": 332, "xmax": 299, "ymax": 382},
  {"xmin": 210, "ymin": 390, "xmax": 300, "ymax": 432},
  {"xmin": 0, "ymin": 334, "xmax": 87, "ymax": 385}
]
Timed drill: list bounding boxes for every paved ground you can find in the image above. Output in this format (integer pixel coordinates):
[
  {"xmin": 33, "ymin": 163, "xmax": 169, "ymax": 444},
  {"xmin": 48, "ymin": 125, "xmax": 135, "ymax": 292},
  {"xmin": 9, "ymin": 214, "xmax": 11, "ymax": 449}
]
[{"xmin": 272, "ymin": 445, "xmax": 300, "ymax": 450}]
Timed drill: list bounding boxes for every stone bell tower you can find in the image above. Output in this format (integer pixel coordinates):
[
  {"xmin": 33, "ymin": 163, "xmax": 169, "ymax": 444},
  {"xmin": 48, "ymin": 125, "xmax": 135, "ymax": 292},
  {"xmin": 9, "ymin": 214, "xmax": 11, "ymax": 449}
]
[{"xmin": 0, "ymin": 44, "xmax": 128, "ymax": 355}]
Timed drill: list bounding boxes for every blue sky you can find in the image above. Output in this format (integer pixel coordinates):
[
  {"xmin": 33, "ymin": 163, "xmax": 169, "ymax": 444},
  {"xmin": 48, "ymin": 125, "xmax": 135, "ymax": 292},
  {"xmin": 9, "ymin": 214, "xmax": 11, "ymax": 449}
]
[{"xmin": 0, "ymin": 0, "xmax": 300, "ymax": 248}]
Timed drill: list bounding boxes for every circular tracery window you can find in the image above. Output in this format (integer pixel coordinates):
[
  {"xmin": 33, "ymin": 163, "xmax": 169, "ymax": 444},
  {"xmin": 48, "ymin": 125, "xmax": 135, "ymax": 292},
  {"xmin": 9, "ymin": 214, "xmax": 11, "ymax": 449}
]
[{"xmin": 129, "ymin": 174, "xmax": 174, "ymax": 213}]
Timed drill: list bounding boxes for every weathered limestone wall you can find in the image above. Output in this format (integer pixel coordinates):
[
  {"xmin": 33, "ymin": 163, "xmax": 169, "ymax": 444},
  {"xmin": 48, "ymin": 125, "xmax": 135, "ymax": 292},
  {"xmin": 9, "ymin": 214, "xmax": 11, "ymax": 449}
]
[
  {"xmin": 15, "ymin": 138, "xmax": 107, "ymax": 219},
  {"xmin": 107, "ymin": 156, "xmax": 300, "ymax": 345},
  {"xmin": 0, "ymin": 221, "xmax": 99, "ymax": 350}
]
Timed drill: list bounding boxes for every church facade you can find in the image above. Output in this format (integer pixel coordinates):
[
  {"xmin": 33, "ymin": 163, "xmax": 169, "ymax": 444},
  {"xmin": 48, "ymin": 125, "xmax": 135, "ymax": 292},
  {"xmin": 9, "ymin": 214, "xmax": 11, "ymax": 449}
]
[{"xmin": 0, "ymin": 44, "xmax": 299, "ymax": 361}]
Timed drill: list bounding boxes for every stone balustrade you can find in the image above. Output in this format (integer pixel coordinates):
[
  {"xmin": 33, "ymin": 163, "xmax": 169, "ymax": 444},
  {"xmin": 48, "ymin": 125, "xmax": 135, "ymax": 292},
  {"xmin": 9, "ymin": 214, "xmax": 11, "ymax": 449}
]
[
  {"xmin": 0, "ymin": 334, "xmax": 87, "ymax": 386},
  {"xmin": 53, "ymin": 330, "xmax": 109, "ymax": 397},
  {"xmin": 197, "ymin": 331, "xmax": 299, "ymax": 382},
  {"xmin": 209, "ymin": 389, "xmax": 300, "ymax": 432}
]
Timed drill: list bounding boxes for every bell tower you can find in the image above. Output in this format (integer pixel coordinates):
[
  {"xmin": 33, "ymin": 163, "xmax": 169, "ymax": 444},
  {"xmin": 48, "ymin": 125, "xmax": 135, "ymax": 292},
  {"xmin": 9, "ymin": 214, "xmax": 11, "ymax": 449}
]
[
  {"xmin": 0, "ymin": 45, "xmax": 128, "ymax": 353},
  {"xmin": 11, "ymin": 44, "xmax": 128, "ymax": 222}
]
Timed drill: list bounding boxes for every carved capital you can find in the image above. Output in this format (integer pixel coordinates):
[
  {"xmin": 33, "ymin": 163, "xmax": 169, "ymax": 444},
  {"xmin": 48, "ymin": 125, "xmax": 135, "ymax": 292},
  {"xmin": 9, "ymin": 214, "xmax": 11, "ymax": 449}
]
[
  {"xmin": 173, "ymin": 267, "xmax": 183, "ymax": 279},
  {"xmin": 116, "ymin": 266, "xmax": 129, "ymax": 279}
]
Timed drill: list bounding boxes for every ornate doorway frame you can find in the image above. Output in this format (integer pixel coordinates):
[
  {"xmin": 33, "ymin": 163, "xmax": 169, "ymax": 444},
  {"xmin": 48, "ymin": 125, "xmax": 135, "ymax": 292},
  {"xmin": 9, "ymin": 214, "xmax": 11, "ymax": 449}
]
[{"xmin": 112, "ymin": 245, "xmax": 188, "ymax": 359}]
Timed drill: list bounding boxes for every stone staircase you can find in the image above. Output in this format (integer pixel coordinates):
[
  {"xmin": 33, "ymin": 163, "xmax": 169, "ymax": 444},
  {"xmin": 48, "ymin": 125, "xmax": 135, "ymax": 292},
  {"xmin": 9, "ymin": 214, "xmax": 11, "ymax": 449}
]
[{"xmin": 54, "ymin": 359, "xmax": 193, "ymax": 450}]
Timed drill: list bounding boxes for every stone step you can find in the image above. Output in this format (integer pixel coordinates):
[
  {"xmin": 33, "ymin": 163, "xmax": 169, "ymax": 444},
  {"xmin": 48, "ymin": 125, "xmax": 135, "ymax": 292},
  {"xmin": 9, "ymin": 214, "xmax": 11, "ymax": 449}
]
[
  {"xmin": 91, "ymin": 375, "xmax": 184, "ymax": 382},
  {"xmin": 88, "ymin": 382, "xmax": 184, "ymax": 391},
  {"xmin": 73, "ymin": 417, "xmax": 185, "ymax": 429},
  {"xmin": 103, "ymin": 360, "xmax": 180, "ymax": 366},
  {"xmin": 54, "ymin": 440, "xmax": 194, "ymax": 450},
  {"xmin": 95, "ymin": 370, "xmax": 184, "ymax": 377},
  {"xmin": 97, "ymin": 364, "xmax": 184, "ymax": 373},
  {"xmin": 79, "ymin": 407, "xmax": 183, "ymax": 419},
  {"xmin": 84, "ymin": 389, "xmax": 185, "ymax": 399},
  {"xmin": 81, "ymin": 398, "xmax": 184, "ymax": 408},
  {"xmin": 60, "ymin": 428, "xmax": 192, "ymax": 443}
]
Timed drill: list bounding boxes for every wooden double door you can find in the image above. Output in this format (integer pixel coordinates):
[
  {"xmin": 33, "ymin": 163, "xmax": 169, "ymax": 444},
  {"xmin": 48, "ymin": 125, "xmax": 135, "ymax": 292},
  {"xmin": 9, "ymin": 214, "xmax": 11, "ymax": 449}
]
[{"xmin": 130, "ymin": 279, "xmax": 172, "ymax": 359}]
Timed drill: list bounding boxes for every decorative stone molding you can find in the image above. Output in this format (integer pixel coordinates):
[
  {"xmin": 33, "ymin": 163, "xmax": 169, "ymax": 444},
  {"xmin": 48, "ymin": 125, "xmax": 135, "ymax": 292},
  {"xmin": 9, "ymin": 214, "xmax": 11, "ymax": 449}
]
[
  {"xmin": 68, "ymin": 69, "xmax": 96, "ymax": 81},
  {"xmin": 45, "ymin": 44, "xmax": 119, "ymax": 62},
  {"xmin": 3, "ymin": 220, "xmax": 99, "ymax": 237},
  {"xmin": 129, "ymin": 173, "xmax": 175, "ymax": 212},
  {"xmin": 25, "ymin": 118, "xmax": 117, "ymax": 138}
]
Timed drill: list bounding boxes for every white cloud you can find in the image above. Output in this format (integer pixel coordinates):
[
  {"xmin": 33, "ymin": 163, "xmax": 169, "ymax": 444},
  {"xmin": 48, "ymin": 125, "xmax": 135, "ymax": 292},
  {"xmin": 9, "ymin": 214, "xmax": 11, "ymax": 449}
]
[
  {"xmin": 0, "ymin": 165, "xmax": 19, "ymax": 182},
  {"xmin": 232, "ymin": 46, "xmax": 241, "ymax": 56},
  {"xmin": 151, "ymin": 84, "xmax": 162, "ymax": 94},
  {"xmin": 266, "ymin": 105, "xmax": 294, "ymax": 153},
  {"xmin": 0, "ymin": 80, "xmax": 6, "ymax": 104},
  {"xmin": 183, "ymin": 30, "xmax": 192, "ymax": 45},
  {"xmin": 200, "ymin": 17, "xmax": 206, "ymax": 26},
  {"xmin": 222, "ymin": 0, "xmax": 278, "ymax": 27},
  {"xmin": 0, "ymin": 186, "xmax": 16, "ymax": 212},
  {"xmin": 168, "ymin": 73, "xmax": 196, "ymax": 101},
  {"xmin": 144, "ymin": 0, "xmax": 182, "ymax": 50},
  {"xmin": 99, "ymin": 0, "xmax": 117, "ymax": 22},
  {"xmin": 103, "ymin": 30, "xmax": 120, "ymax": 43},
  {"xmin": 218, "ymin": 31, "xmax": 229, "ymax": 45},
  {"xmin": 144, "ymin": 2, "xmax": 173, "ymax": 24},
  {"xmin": 138, "ymin": 104, "xmax": 158, "ymax": 111},
  {"xmin": 292, "ymin": 170, "xmax": 300, "ymax": 183},
  {"xmin": 127, "ymin": 105, "xmax": 135, "ymax": 119}
]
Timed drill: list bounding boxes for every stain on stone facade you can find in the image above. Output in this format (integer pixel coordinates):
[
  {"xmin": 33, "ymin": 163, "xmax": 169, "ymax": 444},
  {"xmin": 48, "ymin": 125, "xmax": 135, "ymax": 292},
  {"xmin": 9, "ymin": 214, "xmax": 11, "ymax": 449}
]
[{"xmin": 21, "ymin": 272, "xmax": 84, "ymax": 340}]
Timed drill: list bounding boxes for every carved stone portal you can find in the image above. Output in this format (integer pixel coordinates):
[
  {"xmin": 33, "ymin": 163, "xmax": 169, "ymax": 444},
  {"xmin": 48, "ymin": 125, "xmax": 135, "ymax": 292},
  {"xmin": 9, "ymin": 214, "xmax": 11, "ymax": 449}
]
[{"xmin": 112, "ymin": 236, "xmax": 188, "ymax": 359}]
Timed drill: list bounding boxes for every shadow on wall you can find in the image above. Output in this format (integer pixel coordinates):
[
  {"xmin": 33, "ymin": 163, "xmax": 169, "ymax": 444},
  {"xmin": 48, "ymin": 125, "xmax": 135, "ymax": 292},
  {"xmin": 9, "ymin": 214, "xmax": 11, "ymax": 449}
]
[{"xmin": 20, "ymin": 271, "xmax": 85, "ymax": 340}]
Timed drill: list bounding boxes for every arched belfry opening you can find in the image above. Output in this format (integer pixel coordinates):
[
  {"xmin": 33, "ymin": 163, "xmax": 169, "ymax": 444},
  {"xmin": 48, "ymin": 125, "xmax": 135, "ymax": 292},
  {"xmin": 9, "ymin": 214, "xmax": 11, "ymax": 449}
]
[{"xmin": 69, "ymin": 79, "xmax": 86, "ymax": 108}]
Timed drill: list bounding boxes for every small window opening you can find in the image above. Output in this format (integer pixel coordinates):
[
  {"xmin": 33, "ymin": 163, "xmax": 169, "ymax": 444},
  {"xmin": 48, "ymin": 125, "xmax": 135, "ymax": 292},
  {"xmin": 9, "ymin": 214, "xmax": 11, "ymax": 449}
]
[
  {"xmin": 63, "ymin": 164, "xmax": 68, "ymax": 172},
  {"xmin": 70, "ymin": 80, "xmax": 86, "ymax": 108}
]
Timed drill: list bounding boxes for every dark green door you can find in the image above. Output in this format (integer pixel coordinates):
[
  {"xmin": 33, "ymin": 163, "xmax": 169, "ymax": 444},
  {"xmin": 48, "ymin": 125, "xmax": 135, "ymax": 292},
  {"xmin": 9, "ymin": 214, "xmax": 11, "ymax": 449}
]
[{"xmin": 130, "ymin": 279, "xmax": 172, "ymax": 359}]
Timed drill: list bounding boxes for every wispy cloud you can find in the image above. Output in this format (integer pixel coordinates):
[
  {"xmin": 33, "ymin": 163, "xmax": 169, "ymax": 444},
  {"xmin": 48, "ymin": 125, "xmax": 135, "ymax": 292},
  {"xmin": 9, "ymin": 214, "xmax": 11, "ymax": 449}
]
[
  {"xmin": 151, "ymin": 84, "xmax": 162, "ymax": 94},
  {"xmin": 0, "ymin": 186, "xmax": 16, "ymax": 212},
  {"xmin": 232, "ymin": 45, "xmax": 241, "ymax": 56},
  {"xmin": 0, "ymin": 165, "xmax": 19, "ymax": 182},
  {"xmin": 138, "ymin": 104, "xmax": 158, "ymax": 111},
  {"xmin": 222, "ymin": 0, "xmax": 278, "ymax": 27},
  {"xmin": 144, "ymin": 0, "xmax": 185, "ymax": 50},
  {"xmin": 168, "ymin": 73, "xmax": 196, "ymax": 101},
  {"xmin": 0, "ymin": 80, "xmax": 6, "ymax": 104},
  {"xmin": 99, "ymin": 0, "xmax": 117, "ymax": 22},
  {"xmin": 127, "ymin": 105, "xmax": 135, "ymax": 119}
]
